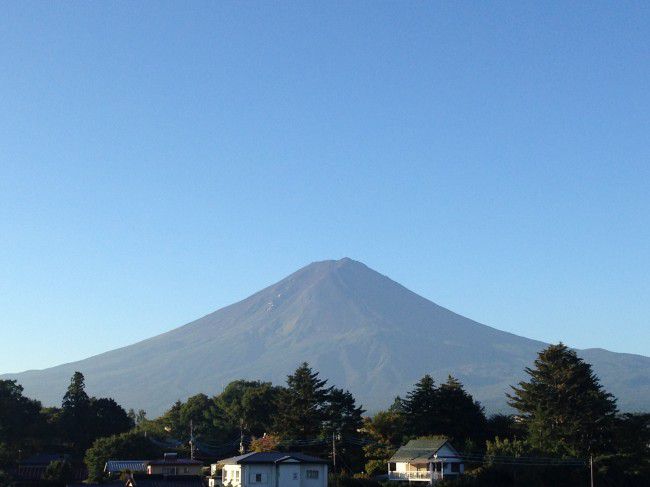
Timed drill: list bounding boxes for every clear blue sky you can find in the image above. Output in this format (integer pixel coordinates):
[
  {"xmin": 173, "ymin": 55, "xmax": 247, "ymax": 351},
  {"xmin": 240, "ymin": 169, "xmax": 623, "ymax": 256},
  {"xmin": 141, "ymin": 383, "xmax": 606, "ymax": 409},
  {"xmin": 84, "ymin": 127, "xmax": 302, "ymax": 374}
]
[{"xmin": 1, "ymin": 1, "xmax": 649, "ymax": 373}]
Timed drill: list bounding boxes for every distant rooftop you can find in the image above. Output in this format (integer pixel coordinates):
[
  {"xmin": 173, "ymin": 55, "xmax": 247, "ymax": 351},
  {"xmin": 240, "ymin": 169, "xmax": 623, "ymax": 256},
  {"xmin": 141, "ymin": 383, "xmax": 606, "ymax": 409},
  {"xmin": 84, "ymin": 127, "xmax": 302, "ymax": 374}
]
[{"xmin": 219, "ymin": 452, "xmax": 328, "ymax": 465}]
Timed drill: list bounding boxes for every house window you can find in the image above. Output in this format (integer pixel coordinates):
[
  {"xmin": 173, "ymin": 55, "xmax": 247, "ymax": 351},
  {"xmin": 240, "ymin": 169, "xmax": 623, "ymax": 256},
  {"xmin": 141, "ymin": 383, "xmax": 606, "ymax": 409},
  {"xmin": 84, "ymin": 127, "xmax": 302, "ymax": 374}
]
[
  {"xmin": 255, "ymin": 473, "xmax": 263, "ymax": 482},
  {"xmin": 184, "ymin": 467, "xmax": 190, "ymax": 473},
  {"xmin": 292, "ymin": 472, "xmax": 298, "ymax": 480},
  {"xmin": 388, "ymin": 463, "xmax": 396, "ymax": 472},
  {"xmin": 451, "ymin": 463, "xmax": 460, "ymax": 473},
  {"xmin": 306, "ymin": 470, "xmax": 319, "ymax": 479},
  {"xmin": 236, "ymin": 470, "xmax": 240, "ymax": 481}
]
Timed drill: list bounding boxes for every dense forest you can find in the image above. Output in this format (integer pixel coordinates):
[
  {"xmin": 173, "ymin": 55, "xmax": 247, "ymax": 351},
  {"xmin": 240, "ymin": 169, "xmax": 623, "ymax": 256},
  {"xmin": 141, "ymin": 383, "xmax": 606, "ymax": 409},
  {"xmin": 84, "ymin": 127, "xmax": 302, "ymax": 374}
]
[{"xmin": 0, "ymin": 343, "xmax": 648, "ymax": 486}]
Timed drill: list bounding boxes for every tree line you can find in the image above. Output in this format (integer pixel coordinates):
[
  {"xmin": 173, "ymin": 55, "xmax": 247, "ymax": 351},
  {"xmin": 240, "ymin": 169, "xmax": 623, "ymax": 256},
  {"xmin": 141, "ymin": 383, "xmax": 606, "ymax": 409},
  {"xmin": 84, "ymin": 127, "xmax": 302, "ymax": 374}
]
[{"xmin": 0, "ymin": 344, "xmax": 648, "ymax": 486}]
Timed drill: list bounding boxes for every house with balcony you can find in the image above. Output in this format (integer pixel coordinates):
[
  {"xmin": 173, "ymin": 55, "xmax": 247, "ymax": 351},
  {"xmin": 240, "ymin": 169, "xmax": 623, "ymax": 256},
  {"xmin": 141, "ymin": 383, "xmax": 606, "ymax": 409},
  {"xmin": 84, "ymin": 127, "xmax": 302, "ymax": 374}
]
[{"xmin": 388, "ymin": 437, "xmax": 464, "ymax": 484}]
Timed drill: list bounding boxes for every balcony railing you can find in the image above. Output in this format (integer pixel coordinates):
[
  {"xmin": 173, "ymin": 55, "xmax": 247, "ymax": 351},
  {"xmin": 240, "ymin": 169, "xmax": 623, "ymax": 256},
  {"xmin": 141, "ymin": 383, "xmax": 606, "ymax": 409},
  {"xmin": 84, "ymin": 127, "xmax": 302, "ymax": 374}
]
[{"xmin": 388, "ymin": 471, "xmax": 444, "ymax": 481}]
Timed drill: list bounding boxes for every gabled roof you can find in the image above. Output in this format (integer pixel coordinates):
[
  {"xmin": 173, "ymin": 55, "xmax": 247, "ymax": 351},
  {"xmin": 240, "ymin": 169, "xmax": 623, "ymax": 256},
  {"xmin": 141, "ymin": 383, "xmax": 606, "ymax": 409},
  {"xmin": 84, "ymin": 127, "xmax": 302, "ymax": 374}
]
[
  {"xmin": 389, "ymin": 437, "xmax": 455, "ymax": 462},
  {"xmin": 105, "ymin": 460, "xmax": 148, "ymax": 473},
  {"xmin": 219, "ymin": 452, "xmax": 328, "ymax": 465},
  {"xmin": 146, "ymin": 458, "xmax": 202, "ymax": 466}
]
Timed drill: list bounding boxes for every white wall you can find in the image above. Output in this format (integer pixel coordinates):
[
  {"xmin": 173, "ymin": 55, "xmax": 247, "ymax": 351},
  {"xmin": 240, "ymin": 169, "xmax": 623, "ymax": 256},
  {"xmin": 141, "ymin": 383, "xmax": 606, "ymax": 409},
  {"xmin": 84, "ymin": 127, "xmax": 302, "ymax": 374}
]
[
  {"xmin": 299, "ymin": 463, "xmax": 327, "ymax": 487},
  {"xmin": 221, "ymin": 462, "xmax": 327, "ymax": 487},
  {"xmin": 223, "ymin": 464, "xmax": 242, "ymax": 486},
  {"xmin": 245, "ymin": 464, "xmax": 275, "ymax": 487}
]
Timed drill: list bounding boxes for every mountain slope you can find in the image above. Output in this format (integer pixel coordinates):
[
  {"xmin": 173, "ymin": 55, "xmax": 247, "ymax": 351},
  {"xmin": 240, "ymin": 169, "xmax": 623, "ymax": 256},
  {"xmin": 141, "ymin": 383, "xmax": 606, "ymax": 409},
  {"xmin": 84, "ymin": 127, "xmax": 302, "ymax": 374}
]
[{"xmin": 3, "ymin": 258, "xmax": 649, "ymax": 416}]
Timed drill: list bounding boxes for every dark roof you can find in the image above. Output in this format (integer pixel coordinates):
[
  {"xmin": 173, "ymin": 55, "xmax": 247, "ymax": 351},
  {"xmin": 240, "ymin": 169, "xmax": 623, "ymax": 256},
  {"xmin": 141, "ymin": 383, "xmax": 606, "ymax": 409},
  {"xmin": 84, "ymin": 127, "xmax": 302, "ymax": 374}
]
[
  {"xmin": 219, "ymin": 452, "xmax": 328, "ymax": 465},
  {"xmin": 389, "ymin": 437, "xmax": 454, "ymax": 462},
  {"xmin": 105, "ymin": 460, "xmax": 148, "ymax": 473},
  {"xmin": 146, "ymin": 458, "xmax": 202, "ymax": 466}
]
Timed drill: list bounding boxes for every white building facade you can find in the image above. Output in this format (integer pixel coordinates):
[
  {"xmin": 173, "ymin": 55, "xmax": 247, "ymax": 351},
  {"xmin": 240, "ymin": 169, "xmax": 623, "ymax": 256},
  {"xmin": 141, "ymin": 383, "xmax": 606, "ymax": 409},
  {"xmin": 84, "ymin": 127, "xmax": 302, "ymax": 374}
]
[{"xmin": 214, "ymin": 452, "xmax": 328, "ymax": 487}]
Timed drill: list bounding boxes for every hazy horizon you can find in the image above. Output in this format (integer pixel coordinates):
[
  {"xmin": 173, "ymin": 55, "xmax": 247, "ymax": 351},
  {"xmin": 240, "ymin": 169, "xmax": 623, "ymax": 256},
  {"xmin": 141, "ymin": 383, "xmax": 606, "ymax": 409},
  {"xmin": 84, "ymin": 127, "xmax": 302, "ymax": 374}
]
[{"xmin": 2, "ymin": 3, "xmax": 650, "ymax": 373}]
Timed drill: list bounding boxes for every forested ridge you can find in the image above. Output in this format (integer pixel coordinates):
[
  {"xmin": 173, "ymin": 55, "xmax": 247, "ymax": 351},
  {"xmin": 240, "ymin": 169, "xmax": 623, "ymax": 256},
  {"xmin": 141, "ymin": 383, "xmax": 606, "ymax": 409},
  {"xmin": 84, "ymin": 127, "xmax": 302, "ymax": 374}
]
[{"xmin": 1, "ymin": 344, "xmax": 648, "ymax": 486}]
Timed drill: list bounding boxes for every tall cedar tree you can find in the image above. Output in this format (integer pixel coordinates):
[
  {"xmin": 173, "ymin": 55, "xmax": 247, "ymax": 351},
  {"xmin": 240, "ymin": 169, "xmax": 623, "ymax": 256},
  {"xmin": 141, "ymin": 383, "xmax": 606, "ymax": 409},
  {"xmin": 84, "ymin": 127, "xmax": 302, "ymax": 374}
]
[
  {"xmin": 274, "ymin": 362, "xmax": 331, "ymax": 439},
  {"xmin": 402, "ymin": 375, "xmax": 439, "ymax": 436},
  {"xmin": 62, "ymin": 371, "xmax": 91, "ymax": 450},
  {"xmin": 508, "ymin": 343, "xmax": 617, "ymax": 456}
]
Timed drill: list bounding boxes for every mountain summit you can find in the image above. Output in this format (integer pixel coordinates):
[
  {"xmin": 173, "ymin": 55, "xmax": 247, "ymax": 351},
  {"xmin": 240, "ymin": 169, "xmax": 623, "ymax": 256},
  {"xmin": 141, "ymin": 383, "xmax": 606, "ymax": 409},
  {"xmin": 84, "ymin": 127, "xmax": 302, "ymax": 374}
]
[{"xmin": 4, "ymin": 258, "xmax": 649, "ymax": 415}]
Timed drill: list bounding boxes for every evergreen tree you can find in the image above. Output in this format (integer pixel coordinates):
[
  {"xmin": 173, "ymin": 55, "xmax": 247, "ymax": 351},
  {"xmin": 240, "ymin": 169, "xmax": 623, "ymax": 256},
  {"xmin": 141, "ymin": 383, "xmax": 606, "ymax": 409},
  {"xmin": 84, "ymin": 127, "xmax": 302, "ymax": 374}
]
[
  {"xmin": 274, "ymin": 362, "xmax": 331, "ymax": 439},
  {"xmin": 436, "ymin": 375, "xmax": 487, "ymax": 443},
  {"xmin": 61, "ymin": 371, "xmax": 91, "ymax": 450},
  {"xmin": 508, "ymin": 343, "xmax": 617, "ymax": 456},
  {"xmin": 323, "ymin": 388, "xmax": 365, "ymax": 472},
  {"xmin": 402, "ymin": 375, "xmax": 440, "ymax": 436}
]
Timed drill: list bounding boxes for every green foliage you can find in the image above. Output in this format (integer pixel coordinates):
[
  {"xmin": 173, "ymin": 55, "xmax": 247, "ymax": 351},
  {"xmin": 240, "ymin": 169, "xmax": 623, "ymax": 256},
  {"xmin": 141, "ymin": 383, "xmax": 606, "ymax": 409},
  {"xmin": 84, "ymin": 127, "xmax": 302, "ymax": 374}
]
[
  {"xmin": 274, "ymin": 362, "xmax": 332, "ymax": 439},
  {"xmin": 43, "ymin": 459, "xmax": 74, "ymax": 484},
  {"xmin": 0, "ymin": 379, "xmax": 43, "ymax": 444},
  {"xmin": 328, "ymin": 472, "xmax": 381, "ymax": 487},
  {"xmin": 508, "ymin": 343, "xmax": 617, "ymax": 456},
  {"xmin": 362, "ymin": 410, "xmax": 404, "ymax": 476},
  {"xmin": 61, "ymin": 371, "xmax": 92, "ymax": 450},
  {"xmin": 402, "ymin": 374, "xmax": 487, "ymax": 444},
  {"xmin": 324, "ymin": 388, "xmax": 365, "ymax": 472},
  {"xmin": 84, "ymin": 430, "xmax": 162, "ymax": 482},
  {"xmin": 215, "ymin": 380, "xmax": 282, "ymax": 437},
  {"xmin": 127, "ymin": 408, "xmax": 148, "ymax": 426},
  {"xmin": 485, "ymin": 414, "xmax": 520, "ymax": 441},
  {"xmin": 0, "ymin": 470, "xmax": 12, "ymax": 487},
  {"xmin": 90, "ymin": 397, "xmax": 134, "ymax": 440}
]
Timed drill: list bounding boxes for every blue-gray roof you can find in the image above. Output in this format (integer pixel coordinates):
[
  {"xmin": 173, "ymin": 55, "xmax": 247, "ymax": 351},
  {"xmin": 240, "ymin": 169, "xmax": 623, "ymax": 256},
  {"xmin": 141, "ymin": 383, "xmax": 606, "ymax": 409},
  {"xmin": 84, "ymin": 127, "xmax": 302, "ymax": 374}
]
[
  {"xmin": 389, "ymin": 437, "xmax": 454, "ymax": 462},
  {"xmin": 104, "ymin": 460, "xmax": 148, "ymax": 473},
  {"xmin": 219, "ymin": 452, "xmax": 328, "ymax": 465}
]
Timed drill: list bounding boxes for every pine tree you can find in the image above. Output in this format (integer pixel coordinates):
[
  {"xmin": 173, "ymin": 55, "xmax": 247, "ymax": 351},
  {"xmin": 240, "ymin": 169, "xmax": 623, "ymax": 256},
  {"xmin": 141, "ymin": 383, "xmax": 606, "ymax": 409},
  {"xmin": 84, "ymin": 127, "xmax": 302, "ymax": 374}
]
[
  {"xmin": 508, "ymin": 343, "xmax": 617, "ymax": 456},
  {"xmin": 402, "ymin": 374, "xmax": 440, "ymax": 436},
  {"xmin": 274, "ymin": 362, "xmax": 331, "ymax": 439}
]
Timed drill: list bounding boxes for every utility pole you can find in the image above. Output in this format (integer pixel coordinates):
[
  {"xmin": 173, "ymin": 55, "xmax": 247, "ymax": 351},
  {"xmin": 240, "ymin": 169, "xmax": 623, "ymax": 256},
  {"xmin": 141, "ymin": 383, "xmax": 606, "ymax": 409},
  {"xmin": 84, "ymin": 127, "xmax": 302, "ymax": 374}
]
[
  {"xmin": 239, "ymin": 418, "xmax": 245, "ymax": 455},
  {"xmin": 590, "ymin": 455, "xmax": 594, "ymax": 487},
  {"xmin": 190, "ymin": 420, "xmax": 195, "ymax": 460},
  {"xmin": 332, "ymin": 431, "xmax": 337, "ymax": 474}
]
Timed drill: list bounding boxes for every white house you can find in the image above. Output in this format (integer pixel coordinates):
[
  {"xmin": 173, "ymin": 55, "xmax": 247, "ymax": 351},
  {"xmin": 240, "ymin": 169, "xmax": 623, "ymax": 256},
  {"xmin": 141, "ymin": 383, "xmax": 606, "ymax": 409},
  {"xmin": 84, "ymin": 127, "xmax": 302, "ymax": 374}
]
[
  {"xmin": 388, "ymin": 437, "xmax": 464, "ymax": 484},
  {"xmin": 214, "ymin": 452, "xmax": 328, "ymax": 487}
]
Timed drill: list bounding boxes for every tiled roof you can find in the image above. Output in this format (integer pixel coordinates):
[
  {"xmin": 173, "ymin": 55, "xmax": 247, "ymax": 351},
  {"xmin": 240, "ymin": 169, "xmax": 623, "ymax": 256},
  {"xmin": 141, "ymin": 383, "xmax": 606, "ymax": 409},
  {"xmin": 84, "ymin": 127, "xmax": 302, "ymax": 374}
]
[
  {"xmin": 105, "ymin": 460, "xmax": 148, "ymax": 473},
  {"xmin": 219, "ymin": 452, "xmax": 328, "ymax": 465},
  {"xmin": 389, "ymin": 437, "xmax": 451, "ymax": 462}
]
